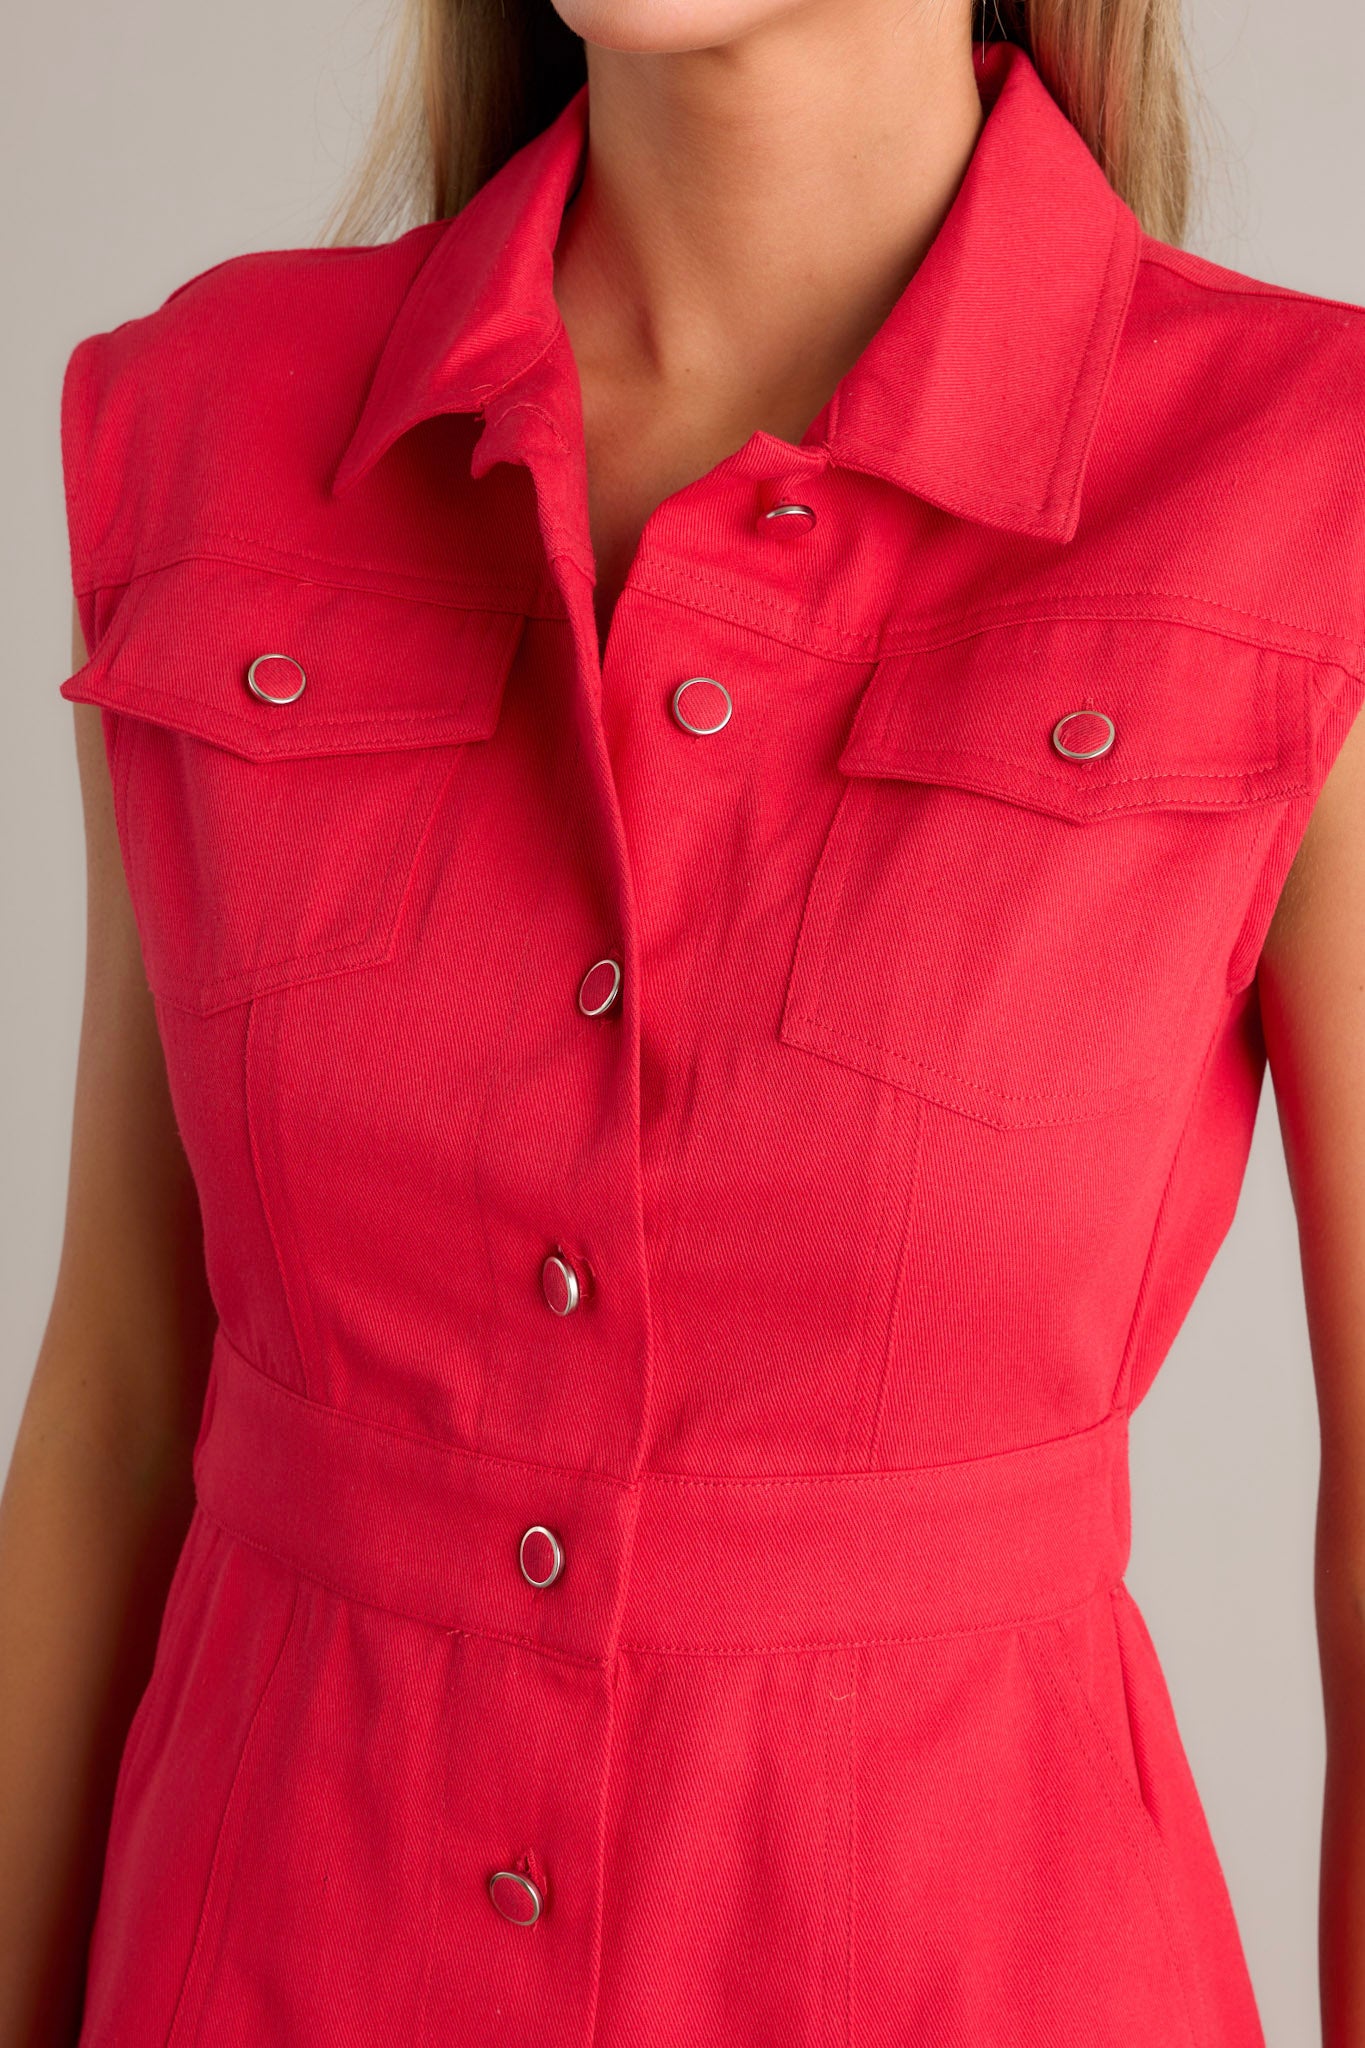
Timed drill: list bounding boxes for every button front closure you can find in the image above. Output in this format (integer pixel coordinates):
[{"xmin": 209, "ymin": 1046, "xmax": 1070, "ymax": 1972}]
[
  {"xmin": 245, "ymin": 653, "xmax": 307, "ymax": 705},
  {"xmin": 761, "ymin": 502, "xmax": 817, "ymax": 535},
  {"xmin": 519, "ymin": 1524, "xmax": 565, "ymax": 1588},
  {"xmin": 541, "ymin": 1252, "xmax": 581, "ymax": 1315},
  {"xmin": 488, "ymin": 1870, "xmax": 543, "ymax": 1925},
  {"xmin": 1051, "ymin": 709, "xmax": 1116, "ymax": 760},
  {"xmin": 671, "ymin": 677, "xmax": 733, "ymax": 735},
  {"xmin": 577, "ymin": 957, "xmax": 622, "ymax": 1017}
]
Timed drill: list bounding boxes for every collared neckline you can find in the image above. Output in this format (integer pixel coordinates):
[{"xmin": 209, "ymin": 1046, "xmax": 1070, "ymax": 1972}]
[{"xmin": 333, "ymin": 41, "xmax": 1141, "ymax": 544}]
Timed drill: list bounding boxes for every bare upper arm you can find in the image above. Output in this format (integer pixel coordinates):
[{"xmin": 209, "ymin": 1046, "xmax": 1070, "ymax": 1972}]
[
  {"xmin": 1258, "ymin": 701, "xmax": 1365, "ymax": 1529},
  {"xmin": 36, "ymin": 602, "xmax": 215, "ymax": 1459}
]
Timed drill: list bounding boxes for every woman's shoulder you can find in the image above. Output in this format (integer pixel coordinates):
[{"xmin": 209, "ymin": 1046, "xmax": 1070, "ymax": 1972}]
[
  {"xmin": 1104, "ymin": 233, "xmax": 1365, "ymax": 652},
  {"xmin": 1125, "ymin": 231, "xmax": 1365, "ymax": 433},
  {"xmin": 60, "ymin": 223, "xmax": 450, "ymax": 599},
  {"xmin": 69, "ymin": 220, "xmax": 448, "ymax": 387}
]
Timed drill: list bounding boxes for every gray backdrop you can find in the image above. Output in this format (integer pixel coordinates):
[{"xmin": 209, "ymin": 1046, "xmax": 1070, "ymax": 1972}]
[{"xmin": 3, "ymin": 4, "xmax": 1360, "ymax": 2040}]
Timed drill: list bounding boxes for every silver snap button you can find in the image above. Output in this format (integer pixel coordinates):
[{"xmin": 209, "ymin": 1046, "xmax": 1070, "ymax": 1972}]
[
  {"xmin": 1051, "ymin": 709, "xmax": 1116, "ymax": 761},
  {"xmin": 519, "ymin": 1524, "xmax": 565, "ymax": 1589},
  {"xmin": 671, "ymin": 677, "xmax": 733, "ymax": 736},
  {"xmin": 488, "ymin": 1870, "xmax": 544, "ymax": 1925},
  {"xmin": 577, "ymin": 957, "xmax": 622, "ymax": 1017},
  {"xmin": 541, "ymin": 1253, "xmax": 581, "ymax": 1315},
  {"xmin": 761, "ymin": 502, "xmax": 817, "ymax": 534},
  {"xmin": 245, "ymin": 653, "xmax": 307, "ymax": 705}
]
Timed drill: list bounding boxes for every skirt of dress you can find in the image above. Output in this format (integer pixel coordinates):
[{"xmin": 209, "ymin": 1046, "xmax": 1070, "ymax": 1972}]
[{"xmin": 75, "ymin": 1329, "xmax": 1265, "ymax": 2048}]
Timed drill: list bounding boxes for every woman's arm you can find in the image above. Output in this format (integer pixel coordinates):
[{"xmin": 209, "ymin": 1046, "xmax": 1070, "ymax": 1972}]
[
  {"xmin": 1258, "ymin": 703, "xmax": 1365, "ymax": 2048},
  {"xmin": 0, "ymin": 606, "xmax": 217, "ymax": 2048}
]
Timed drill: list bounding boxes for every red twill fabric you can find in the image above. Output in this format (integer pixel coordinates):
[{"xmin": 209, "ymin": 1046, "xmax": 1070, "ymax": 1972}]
[{"xmin": 57, "ymin": 42, "xmax": 1365, "ymax": 2048}]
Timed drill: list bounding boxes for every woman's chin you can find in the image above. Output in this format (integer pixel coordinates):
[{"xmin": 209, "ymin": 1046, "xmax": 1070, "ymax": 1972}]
[{"xmin": 550, "ymin": 0, "xmax": 805, "ymax": 57}]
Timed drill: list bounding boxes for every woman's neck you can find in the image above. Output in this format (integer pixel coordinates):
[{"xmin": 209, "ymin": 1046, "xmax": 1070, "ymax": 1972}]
[{"xmin": 553, "ymin": 6, "xmax": 986, "ymax": 428}]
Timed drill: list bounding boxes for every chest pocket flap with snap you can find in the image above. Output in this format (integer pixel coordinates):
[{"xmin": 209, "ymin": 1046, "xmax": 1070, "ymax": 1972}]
[
  {"xmin": 61, "ymin": 558, "xmax": 530, "ymax": 1013},
  {"xmin": 780, "ymin": 614, "xmax": 1312, "ymax": 1127}
]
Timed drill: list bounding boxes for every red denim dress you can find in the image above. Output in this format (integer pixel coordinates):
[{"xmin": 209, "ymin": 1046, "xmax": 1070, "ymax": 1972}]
[{"xmin": 58, "ymin": 41, "xmax": 1365, "ymax": 2048}]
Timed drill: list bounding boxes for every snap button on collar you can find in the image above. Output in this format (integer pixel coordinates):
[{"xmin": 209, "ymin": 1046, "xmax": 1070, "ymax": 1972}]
[{"xmin": 761, "ymin": 502, "xmax": 817, "ymax": 534}]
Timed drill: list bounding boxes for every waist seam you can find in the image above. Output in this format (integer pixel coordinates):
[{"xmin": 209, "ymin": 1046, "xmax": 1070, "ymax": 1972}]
[{"xmin": 193, "ymin": 1495, "xmax": 1126, "ymax": 1662}]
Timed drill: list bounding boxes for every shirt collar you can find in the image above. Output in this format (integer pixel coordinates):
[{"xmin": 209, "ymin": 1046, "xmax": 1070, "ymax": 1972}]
[{"xmin": 333, "ymin": 41, "xmax": 1141, "ymax": 544}]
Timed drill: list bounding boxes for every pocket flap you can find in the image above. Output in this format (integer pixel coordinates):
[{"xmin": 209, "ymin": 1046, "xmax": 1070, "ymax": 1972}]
[
  {"xmin": 837, "ymin": 616, "xmax": 1311, "ymax": 821},
  {"xmin": 60, "ymin": 558, "xmax": 527, "ymax": 760}
]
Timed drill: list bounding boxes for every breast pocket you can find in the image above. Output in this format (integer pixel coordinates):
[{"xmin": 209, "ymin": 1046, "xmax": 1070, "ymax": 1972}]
[
  {"xmin": 62, "ymin": 559, "xmax": 527, "ymax": 1014},
  {"xmin": 779, "ymin": 617, "xmax": 1312, "ymax": 1128}
]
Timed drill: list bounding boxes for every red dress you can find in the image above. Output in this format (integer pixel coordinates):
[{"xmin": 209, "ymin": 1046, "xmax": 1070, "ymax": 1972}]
[{"xmin": 59, "ymin": 42, "xmax": 1365, "ymax": 2048}]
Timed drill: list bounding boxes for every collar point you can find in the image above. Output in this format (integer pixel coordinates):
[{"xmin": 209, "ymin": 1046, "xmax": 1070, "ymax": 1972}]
[
  {"xmin": 330, "ymin": 436, "xmax": 377, "ymax": 499},
  {"xmin": 1023, "ymin": 494, "xmax": 1085, "ymax": 547}
]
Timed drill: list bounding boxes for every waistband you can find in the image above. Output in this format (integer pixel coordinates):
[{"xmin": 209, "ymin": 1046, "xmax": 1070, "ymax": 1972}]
[{"xmin": 194, "ymin": 1328, "xmax": 1131, "ymax": 1663}]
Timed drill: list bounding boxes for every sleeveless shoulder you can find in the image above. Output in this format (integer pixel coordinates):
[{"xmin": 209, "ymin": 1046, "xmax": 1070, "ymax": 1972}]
[
  {"xmin": 60, "ymin": 226, "xmax": 447, "ymax": 645},
  {"xmin": 1111, "ymin": 237, "xmax": 1365, "ymax": 851},
  {"xmin": 1121, "ymin": 235, "xmax": 1365, "ymax": 642}
]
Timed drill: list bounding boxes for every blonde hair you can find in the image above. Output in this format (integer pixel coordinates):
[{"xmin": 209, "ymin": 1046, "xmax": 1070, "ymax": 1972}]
[{"xmin": 328, "ymin": 0, "xmax": 1194, "ymax": 249}]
